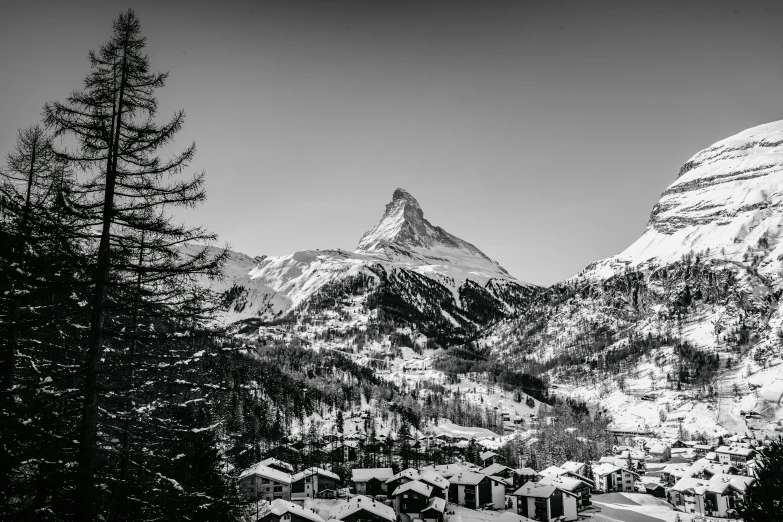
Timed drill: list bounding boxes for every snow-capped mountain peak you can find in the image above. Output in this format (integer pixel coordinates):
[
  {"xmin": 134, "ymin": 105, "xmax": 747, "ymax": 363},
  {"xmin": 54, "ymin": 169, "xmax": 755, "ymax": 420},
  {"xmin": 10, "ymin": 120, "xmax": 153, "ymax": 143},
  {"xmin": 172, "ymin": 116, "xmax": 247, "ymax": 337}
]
[
  {"xmin": 356, "ymin": 188, "xmax": 510, "ymax": 279},
  {"xmin": 190, "ymin": 187, "xmax": 533, "ymax": 331}
]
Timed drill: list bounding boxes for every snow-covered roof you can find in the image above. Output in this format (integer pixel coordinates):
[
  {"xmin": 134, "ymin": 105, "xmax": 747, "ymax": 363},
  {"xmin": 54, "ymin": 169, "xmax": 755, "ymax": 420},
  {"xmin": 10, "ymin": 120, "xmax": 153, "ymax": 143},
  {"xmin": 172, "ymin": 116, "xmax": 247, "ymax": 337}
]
[
  {"xmin": 689, "ymin": 458, "xmax": 736, "ymax": 476},
  {"xmin": 390, "ymin": 480, "xmax": 433, "ymax": 498},
  {"xmin": 479, "ymin": 450, "xmax": 499, "ymax": 461},
  {"xmin": 537, "ymin": 466, "xmax": 566, "ymax": 478},
  {"xmin": 481, "ymin": 463, "xmax": 512, "ymax": 476},
  {"xmin": 513, "ymin": 468, "xmax": 537, "ymax": 476},
  {"xmin": 709, "ymin": 473, "xmax": 755, "ymax": 493},
  {"xmin": 386, "ymin": 468, "xmax": 419, "ymax": 484},
  {"xmin": 671, "ymin": 477, "xmax": 731, "ymax": 495},
  {"xmin": 512, "ymin": 481, "xmax": 558, "ymax": 498},
  {"xmin": 648, "ymin": 444, "xmax": 669, "ymax": 454},
  {"xmin": 351, "ymin": 468, "xmax": 394, "ymax": 482},
  {"xmin": 419, "ymin": 470, "xmax": 449, "ymax": 490},
  {"xmin": 591, "ymin": 463, "xmax": 622, "ymax": 477},
  {"xmin": 330, "ymin": 496, "xmax": 395, "ymax": 522},
  {"xmin": 260, "ymin": 457, "xmax": 295, "ymax": 473},
  {"xmin": 538, "ymin": 475, "xmax": 584, "ymax": 492},
  {"xmin": 427, "ymin": 463, "xmax": 475, "ymax": 478},
  {"xmin": 662, "ymin": 463, "xmax": 690, "ymax": 474},
  {"xmin": 292, "ymin": 467, "xmax": 340, "ymax": 482},
  {"xmin": 269, "ymin": 499, "xmax": 324, "ymax": 522},
  {"xmin": 421, "ymin": 497, "xmax": 446, "ymax": 514},
  {"xmin": 240, "ymin": 463, "xmax": 292, "ymax": 484},
  {"xmin": 716, "ymin": 445, "xmax": 755, "ymax": 457},
  {"xmin": 559, "ymin": 462, "xmax": 585, "ymax": 474},
  {"xmin": 448, "ymin": 471, "xmax": 489, "ymax": 486}
]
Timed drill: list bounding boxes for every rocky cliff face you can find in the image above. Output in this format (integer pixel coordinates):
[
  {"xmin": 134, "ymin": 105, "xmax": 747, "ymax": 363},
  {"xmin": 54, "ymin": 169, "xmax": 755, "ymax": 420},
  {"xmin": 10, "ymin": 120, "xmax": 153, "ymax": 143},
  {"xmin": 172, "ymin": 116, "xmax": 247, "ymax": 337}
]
[{"xmin": 587, "ymin": 120, "xmax": 783, "ymax": 281}]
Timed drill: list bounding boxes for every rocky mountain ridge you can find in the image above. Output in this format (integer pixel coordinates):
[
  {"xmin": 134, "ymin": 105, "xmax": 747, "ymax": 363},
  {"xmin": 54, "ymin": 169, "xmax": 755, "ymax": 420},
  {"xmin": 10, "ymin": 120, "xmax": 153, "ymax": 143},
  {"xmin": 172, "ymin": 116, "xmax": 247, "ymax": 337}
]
[{"xmin": 188, "ymin": 189, "xmax": 535, "ymax": 345}]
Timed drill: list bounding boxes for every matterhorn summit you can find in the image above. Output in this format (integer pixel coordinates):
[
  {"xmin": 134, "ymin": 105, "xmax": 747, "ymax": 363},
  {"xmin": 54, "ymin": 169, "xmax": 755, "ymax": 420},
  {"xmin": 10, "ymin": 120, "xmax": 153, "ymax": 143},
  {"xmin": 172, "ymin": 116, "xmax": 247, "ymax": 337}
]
[
  {"xmin": 190, "ymin": 187, "xmax": 533, "ymax": 336},
  {"xmin": 356, "ymin": 188, "xmax": 514, "ymax": 285},
  {"xmin": 357, "ymin": 188, "xmax": 491, "ymax": 259}
]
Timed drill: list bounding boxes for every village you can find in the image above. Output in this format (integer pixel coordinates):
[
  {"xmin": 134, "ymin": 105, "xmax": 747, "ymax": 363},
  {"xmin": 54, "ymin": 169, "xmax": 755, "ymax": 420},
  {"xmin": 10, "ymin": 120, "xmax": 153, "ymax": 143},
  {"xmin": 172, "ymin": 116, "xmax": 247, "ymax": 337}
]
[{"xmin": 237, "ymin": 421, "xmax": 768, "ymax": 522}]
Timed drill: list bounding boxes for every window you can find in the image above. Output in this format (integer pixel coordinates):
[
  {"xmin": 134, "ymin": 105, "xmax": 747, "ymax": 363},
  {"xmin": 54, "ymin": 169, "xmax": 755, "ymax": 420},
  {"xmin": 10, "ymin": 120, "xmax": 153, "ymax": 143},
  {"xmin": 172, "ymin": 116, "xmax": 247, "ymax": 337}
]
[
  {"xmin": 262, "ymin": 478, "xmax": 270, "ymax": 484},
  {"xmin": 274, "ymin": 486, "xmax": 283, "ymax": 492}
]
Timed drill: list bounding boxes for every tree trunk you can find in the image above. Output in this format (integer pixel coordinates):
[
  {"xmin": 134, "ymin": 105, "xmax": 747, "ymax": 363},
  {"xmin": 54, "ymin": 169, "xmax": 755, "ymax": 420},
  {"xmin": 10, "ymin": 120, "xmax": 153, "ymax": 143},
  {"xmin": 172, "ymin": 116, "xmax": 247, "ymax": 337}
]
[{"xmin": 75, "ymin": 42, "xmax": 127, "ymax": 522}]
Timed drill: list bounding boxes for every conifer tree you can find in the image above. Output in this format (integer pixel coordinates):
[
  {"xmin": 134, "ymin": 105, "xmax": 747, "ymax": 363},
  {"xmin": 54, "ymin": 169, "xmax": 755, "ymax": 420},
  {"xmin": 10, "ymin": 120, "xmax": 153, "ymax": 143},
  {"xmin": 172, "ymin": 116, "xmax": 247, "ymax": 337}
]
[
  {"xmin": 44, "ymin": 9, "xmax": 225, "ymax": 520},
  {"xmin": 0, "ymin": 124, "xmax": 88, "ymax": 517},
  {"xmin": 738, "ymin": 437, "xmax": 783, "ymax": 522}
]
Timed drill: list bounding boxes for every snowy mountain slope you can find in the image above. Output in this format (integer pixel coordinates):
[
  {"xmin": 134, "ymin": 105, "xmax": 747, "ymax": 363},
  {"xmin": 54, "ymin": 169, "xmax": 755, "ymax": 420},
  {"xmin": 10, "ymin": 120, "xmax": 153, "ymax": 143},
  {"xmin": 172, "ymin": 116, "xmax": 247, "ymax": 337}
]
[
  {"xmin": 473, "ymin": 120, "xmax": 783, "ymax": 440},
  {"xmin": 586, "ymin": 119, "xmax": 783, "ymax": 281},
  {"xmin": 187, "ymin": 189, "xmax": 536, "ymax": 342}
]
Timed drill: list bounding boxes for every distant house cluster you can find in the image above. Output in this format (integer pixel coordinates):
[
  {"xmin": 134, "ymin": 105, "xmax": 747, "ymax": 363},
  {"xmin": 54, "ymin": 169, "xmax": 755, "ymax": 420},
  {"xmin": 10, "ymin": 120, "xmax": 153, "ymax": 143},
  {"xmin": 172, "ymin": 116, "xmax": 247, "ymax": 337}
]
[
  {"xmin": 605, "ymin": 434, "xmax": 762, "ymax": 519},
  {"xmin": 236, "ymin": 428, "xmax": 766, "ymax": 522}
]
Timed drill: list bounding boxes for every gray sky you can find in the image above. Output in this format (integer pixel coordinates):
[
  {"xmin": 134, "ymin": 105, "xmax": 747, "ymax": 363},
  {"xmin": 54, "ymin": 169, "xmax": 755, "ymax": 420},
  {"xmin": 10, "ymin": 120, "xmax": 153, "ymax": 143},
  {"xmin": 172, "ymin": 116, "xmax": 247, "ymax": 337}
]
[{"xmin": 2, "ymin": 0, "xmax": 782, "ymax": 285}]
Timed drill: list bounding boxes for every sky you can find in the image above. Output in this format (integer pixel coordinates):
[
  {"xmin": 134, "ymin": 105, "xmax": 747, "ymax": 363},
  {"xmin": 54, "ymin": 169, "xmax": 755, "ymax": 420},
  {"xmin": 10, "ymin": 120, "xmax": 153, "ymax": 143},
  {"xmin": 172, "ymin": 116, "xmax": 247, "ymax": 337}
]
[{"xmin": 2, "ymin": 0, "xmax": 783, "ymax": 286}]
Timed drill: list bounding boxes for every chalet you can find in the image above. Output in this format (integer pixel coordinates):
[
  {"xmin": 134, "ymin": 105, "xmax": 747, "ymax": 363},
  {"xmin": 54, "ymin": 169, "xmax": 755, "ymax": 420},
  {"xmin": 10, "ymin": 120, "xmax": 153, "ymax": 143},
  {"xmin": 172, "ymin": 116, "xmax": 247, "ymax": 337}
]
[
  {"xmin": 538, "ymin": 475, "xmax": 591, "ymax": 513},
  {"xmin": 352, "ymin": 468, "xmax": 394, "ymax": 496},
  {"xmin": 558, "ymin": 462, "xmax": 585, "ymax": 476},
  {"xmin": 689, "ymin": 458, "xmax": 738, "ymax": 480},
  {"xmin": 480, "ymin": 450, "xmax": 501, "ymax": 467},
  {"xmin": 291, "ymin": 467, "xmax": 340, "ymax": 500},
  {"xmin": 390, "ymin": 480, "xmax": 432, "ymax": 522},
  {"xmin": 426, "ymin": 463, "xmax": 478, "ymax": 479},
  {"xmin": 260, "ymin": 499, "xmax": 325, "ymax": 522},
  {"xmin": 642, "ymin": 482, "xmax": 666, "ymax": 498},
  {"xmin": 419, "ymin": 497, "xmax": 446, "ymax": 522},
  {"xmin": 345, "ymin": 440, "xmax": 359, "ymax": 461},
  {"xmin": 511, "ymin": 481, "xmax": 578, "ymax": 522},
  {"xmin": 448, "ymin": 471, "xmax": 493, "ymax": 509},
  {"xmin": 590, "ymin": 463, "xmax": 639, "ymax": 493},
  {"xmin": 647, "ymin": 443, "xmax": 671, "ymax": 463},
  {"xmin": 536, "ymin": 466, "xmax": 567, "ymax": 480},
  {"xmin": 716, "ymin": 446, "xmax": 755, "ymax": 472},
  {"xmin": 239, "ymin": 464, "xmax": 292, "ymax": 502},
  {"xmin": 386, "ymin": 469, "xmax": 420, "ymax": 496},
  {"xmin": 669, "ymin": 475, "xmax": 754, "ymax": 518},
  {"xmin": 260, "ymin": 457, "xmax": 295, "ymax": 474},
  {"xmin": 481, "ymin": 463, "xmax": 514, "ymax": 479},
  {"xmin": 601, "ymin": 454, "xmax": 645, "ymax": 472},
  {"xmin": 487, "ymin": 475, "xmax": 512, "ymax": 510},
  {"xmin": 419, "ymin": 470, "xmax": 449, "ymax": 498},
  {"xmin": 662, "ymin": 463, "xmax": 694, "ymax": 487},
  {"xmin": 330, "ymin": 495, "xmax": 396, "ymax": 522},
  {"xmin": 693, "ymin": 444, "xmax": 714, "ymax": 457}
]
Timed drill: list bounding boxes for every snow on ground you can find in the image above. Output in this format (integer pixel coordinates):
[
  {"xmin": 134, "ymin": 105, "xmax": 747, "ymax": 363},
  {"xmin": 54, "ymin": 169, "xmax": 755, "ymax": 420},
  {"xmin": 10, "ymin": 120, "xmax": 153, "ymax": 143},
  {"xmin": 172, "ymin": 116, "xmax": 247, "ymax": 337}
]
[
  {"xmin": 302, "ymin": 499, "xmax": 345, "ymax": 520},
  {"xmin": 446, "ymin": 505, "xmax": 519, "ymax": 522},
  {"xmin": 592, "ymin": 493, "xmax": 700, "ymax": 522},
  {"xmin": 550, "ymin": 335, "xmax": 783, "ymax": 441},
  {"xmin": 426, "ymin": 419, "xmax": 500, "ymax": 440}
]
